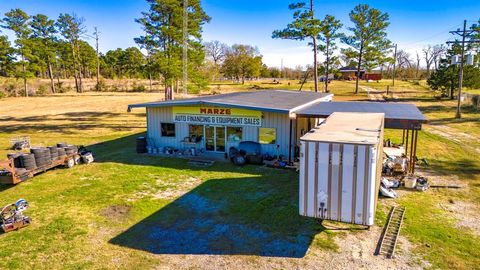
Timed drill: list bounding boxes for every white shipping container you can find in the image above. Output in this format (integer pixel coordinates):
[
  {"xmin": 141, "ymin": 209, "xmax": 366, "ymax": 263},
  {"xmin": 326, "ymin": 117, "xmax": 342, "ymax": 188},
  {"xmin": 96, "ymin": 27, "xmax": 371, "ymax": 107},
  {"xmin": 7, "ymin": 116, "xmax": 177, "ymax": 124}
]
[{"xmin": 299, "ymin": 112, "xmax": 384, "ymax": 226}]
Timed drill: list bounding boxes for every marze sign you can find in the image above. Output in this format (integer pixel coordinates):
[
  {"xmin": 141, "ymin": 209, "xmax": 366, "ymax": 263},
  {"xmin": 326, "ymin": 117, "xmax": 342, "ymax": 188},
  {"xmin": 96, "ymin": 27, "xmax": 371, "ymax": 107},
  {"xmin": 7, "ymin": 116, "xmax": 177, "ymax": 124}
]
[
  {"xmin": 199, "ymin": 108, "xmax": 231, "ymax": 115},
  {"xmin": 172, "ymin": 106, "xmax": 262, "ymax": 127}
]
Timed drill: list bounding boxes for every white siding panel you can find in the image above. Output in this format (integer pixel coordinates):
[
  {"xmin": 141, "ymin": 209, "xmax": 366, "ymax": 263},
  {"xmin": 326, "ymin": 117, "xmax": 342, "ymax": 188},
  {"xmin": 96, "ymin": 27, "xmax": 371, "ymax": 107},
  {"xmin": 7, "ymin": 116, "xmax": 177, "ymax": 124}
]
[
  {"xmin": 341, "ymin": 145, "xmax": 354, "ymax": 223},
  {"xmin": 317, "ymin": 143, "xmax": 330, "ymax": 219},
  {"xmin": 354, "ymin": 146, "xmax": 366, "ymax": 224},
  {"xmin": 367, "ymin": 147, "xmax": 377, "ymax": 225},
  {"xmin": 330, "ymin": 144, "xmax": 340, "ymax": 221},
  {"xmin": 299, "ymin": 141, "xmax": 306, "ymax": 215},
  {"xmin": 306, "ymin": 142, "xmax": 316, "ymax": 217}
]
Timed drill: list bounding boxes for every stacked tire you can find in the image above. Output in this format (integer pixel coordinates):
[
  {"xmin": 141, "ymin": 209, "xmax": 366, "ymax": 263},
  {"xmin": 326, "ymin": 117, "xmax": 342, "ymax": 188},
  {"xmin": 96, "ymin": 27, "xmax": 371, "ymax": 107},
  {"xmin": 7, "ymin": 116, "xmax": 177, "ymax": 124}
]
[
  {"xmin": 136, "ymin": 137, "xmax": 147, "ymax": 153},
  {"xmin": 49, "ymin": 146, "xmax": 59, "ymax": 161},
  {"xmin": 57, "ymin": 147, "xmax": 66, "ymax": 158},
  {"xmin": 7, "ymin": 153, "xmax": 23, "ymax": 168},
  {"xmin": 64, "ymin": 145, "xmax": 78, "ymax": 155},
  {"xmin": 31, "ymin": 148, "xmax": 51, "ymax": 168},
  {"xmin": 19, "ymin": 153, "xmax": 36, "ymax": 170}
]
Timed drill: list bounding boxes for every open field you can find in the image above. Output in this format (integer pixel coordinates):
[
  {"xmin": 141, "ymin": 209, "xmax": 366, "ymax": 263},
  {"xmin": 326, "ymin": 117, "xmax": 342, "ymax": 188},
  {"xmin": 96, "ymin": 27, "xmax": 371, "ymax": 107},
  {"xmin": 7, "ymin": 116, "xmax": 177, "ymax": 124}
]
[{"xmin": 0, "ymin": 81, "xmax": 479, "ymax": 269}]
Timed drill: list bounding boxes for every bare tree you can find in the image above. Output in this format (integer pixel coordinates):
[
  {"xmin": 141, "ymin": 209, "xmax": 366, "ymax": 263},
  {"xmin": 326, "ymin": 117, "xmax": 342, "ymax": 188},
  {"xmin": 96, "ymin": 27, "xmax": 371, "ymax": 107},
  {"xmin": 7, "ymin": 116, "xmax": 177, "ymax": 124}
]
[
  {"xmin": 423, "ymin": 44, "xmax": 446, "ymax": 74},
  {"xmin": 204, "ymin": 40, "xmax": 228, "ymax": 65},
  {"xmin": 423, "ymin": 45, "xmax": 435, "ymax": 74},
  {"xmin": 396, "ymin": 49, "xmax": 412, "ymax": 69}
]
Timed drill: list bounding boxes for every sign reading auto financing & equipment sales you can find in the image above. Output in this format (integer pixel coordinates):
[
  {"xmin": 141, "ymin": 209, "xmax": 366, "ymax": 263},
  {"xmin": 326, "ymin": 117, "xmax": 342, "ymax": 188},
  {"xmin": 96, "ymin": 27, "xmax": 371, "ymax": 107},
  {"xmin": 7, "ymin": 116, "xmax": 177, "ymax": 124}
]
[{"xmin": 172, "ymin": 106, "xmax": 262, "ymax": 127}]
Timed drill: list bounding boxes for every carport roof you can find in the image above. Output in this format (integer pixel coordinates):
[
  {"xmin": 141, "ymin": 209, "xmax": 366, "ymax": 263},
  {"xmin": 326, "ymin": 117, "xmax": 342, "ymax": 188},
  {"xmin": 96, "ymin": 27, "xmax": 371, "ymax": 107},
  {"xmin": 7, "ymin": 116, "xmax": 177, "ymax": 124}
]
[
  {"xmin": 296, "ymin": 101, "xmax": 427, "ymax": 130},
  {"xmin": 128, "ymin": 90, "xmax": 333, "ymax": 113}
]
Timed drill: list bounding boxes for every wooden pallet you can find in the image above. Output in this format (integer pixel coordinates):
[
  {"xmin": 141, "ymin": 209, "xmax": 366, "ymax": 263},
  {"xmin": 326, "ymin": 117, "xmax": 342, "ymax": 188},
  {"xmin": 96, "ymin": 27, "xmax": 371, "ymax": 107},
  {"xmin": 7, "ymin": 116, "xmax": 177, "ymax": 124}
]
[{"xmin": 377, "ymin": 206, "xmax": 406, "ymax": 258}]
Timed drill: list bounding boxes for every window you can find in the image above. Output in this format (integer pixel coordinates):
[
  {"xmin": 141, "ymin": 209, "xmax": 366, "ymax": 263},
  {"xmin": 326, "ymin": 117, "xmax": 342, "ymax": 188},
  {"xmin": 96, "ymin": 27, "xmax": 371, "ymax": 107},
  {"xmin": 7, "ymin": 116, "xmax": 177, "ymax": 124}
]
[
  {"xmin": 259, "ymin": 128, "xmax": 276, "ymax": 144},
  {"xmin": 188, "ymin": 125, "xmax": 203, "ymax": 143},
  {"xmin": 227, "ymin": 127, "xmax": 242, "ymax": 142},
  {"xmin": 161, "ymin": 123, "xmax": 176, "ymax": 137}
]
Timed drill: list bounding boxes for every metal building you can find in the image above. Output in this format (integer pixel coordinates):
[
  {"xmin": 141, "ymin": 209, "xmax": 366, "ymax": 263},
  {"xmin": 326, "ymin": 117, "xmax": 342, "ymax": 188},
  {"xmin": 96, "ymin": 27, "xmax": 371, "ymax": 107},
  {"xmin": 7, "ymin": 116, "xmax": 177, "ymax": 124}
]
[{"xmin": 128, "ymin": 90, "xmax": 333, "ymax": 160}]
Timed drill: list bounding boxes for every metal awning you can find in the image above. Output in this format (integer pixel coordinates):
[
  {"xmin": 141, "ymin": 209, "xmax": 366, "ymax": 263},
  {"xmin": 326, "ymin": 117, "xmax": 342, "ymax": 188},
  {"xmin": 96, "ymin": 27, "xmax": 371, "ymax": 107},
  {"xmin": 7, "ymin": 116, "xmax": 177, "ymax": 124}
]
[{"xmin": 296, "ymin": 101, "xmax": 427, "ymax": 130}]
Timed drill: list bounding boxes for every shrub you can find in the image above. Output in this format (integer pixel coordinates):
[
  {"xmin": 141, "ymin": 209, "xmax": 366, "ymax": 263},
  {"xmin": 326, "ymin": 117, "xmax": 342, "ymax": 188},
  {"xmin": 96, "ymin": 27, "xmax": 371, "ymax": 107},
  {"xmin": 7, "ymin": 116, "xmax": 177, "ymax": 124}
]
[
  {"xmin": 37, "ymin": 84, "xmax": 48, "ymax": 96},
  {"xmin": 472, "ymin": 95, "xmax": 480, "ymax": 110},
  {"xmin": 95, "ymin": 80, "xmax": 107, "ymax": 91},
  {"xmin": 0, "ymin": 91, "xmax": 5, "ymax": 99},
  {"xmin": 5, "ymin": 83, "xmax": 16, "ymax": 96},
  {"xmin": 132, "ymin": 84, "xmax": 146, "ymax": 92}
]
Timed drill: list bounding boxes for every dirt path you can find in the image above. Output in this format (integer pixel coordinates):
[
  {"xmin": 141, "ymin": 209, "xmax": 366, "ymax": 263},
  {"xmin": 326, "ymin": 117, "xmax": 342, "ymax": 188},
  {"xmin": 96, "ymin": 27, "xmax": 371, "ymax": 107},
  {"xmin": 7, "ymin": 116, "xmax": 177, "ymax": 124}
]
[{"xmin": 360, "ymin": 86, "xmax": 385, "ymax": 101}]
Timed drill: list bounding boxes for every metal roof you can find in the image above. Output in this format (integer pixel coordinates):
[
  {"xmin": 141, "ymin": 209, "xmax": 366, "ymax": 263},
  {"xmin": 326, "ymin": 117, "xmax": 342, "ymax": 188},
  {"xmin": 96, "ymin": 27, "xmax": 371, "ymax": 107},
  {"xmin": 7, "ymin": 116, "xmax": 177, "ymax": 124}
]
[
  {"xmin": 296, "ymin": 101, "xmax": 427, "ymax": 130},
  {"xmin": 301, "ymin": 112, "xmax": 384, "ymax": 145},
  {"xmin": 128, "ymin": 90, "xmax": 333, "ymax": 113}
]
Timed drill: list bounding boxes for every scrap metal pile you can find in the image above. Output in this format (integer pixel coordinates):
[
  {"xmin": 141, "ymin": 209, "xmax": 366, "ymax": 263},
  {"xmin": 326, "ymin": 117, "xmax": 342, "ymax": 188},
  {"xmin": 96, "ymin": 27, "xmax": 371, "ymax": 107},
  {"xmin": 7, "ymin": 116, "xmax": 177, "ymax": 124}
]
[
  {"xmin": 0, "ymin": 199, "xmax": 31, "ymax": 233},
  {"xmin": 380, "ymin": 140, "xmax": 430, "ymax": 198}
]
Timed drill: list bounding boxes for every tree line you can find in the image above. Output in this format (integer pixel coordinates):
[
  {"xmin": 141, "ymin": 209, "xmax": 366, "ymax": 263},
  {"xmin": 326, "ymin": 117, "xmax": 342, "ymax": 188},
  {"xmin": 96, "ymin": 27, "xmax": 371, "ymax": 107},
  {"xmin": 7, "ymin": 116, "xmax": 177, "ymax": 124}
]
[
  {"xmin": 1, "ymin": 2, "xmax": 477, "ymax": 99},
  {"xmin": 0, "ymin": 8, "xmax": 167, "ymax": 96}
]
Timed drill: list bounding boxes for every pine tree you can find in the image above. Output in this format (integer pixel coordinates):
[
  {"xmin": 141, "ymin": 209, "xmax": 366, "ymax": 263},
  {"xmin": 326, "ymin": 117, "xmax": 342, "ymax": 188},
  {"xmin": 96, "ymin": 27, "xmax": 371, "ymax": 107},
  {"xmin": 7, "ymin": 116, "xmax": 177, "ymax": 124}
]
[
  {"xmin": 56, "ymin": 13, "xmax": 86, "ymax": 93},
  {"xmin": 2, "ymin": 8, "xmax": 32, "ymax": 97},
  {"xmin": 135, "ymin": 0, "xmax": 210, "ymax": 99},
  {"xmin": 341, "ymin": 4, "xmax": 391, "ymax": 94},
  {"xmin": 317, "ymin": 15, "xmax": 342, "ymax": 93},
  {"xmin": 272, "ymin": 1, "xmax": 321, "ymax": 92},
  {"xmin": 30, "ymin": 14, "xmax": 57, "ymax": 93}
]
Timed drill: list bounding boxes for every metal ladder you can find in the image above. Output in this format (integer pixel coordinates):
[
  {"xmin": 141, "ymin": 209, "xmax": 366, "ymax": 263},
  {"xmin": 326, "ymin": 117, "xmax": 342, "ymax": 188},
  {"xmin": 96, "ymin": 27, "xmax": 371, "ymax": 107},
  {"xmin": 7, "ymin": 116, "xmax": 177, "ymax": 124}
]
[{"xmin": 377, "ymin": 206, "xmax": 406, "ymax": 258}]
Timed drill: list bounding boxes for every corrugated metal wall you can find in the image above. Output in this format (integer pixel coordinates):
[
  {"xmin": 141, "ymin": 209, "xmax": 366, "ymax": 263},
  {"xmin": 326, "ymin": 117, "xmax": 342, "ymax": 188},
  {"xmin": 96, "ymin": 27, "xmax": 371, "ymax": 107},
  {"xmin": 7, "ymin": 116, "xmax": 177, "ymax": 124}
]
[{"xmin": 146, "ymin": 107, "xmax": 292, "ymax": 157}]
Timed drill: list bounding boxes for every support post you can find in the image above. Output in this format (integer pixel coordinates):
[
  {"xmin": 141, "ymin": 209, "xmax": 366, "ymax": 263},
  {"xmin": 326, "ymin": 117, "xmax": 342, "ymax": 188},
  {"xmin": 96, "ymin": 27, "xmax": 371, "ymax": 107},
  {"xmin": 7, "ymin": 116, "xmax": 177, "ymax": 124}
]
[
  {"xmin": 402, "ymin": 129, "xmax": 405, "ymax": 145},
  {"xmin": 455, "ymin": 20, "xmax": 467, "ymax": 119},
  {"xmin": 409, "ymin": 129, "xmax": 415, "ymax": 174},
  {"xmin": 288, "ymin": 119, "xmax": 293, "ymax": 163},
  {"xmin": 412, "ymin": 130, "xmax": 418, "ymax": 174},
  {"xmin": 405, "ymin": 129, "xmax": 409, "ymax": 158}
]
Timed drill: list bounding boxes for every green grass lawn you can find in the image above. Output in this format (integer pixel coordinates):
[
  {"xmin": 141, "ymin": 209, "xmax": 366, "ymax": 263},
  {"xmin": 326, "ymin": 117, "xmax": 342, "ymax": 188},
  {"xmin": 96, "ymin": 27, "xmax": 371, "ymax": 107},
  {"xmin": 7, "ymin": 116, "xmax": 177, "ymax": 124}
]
[{"xmin": 0, "ymin": 86, "xmax": 479, "ymax": 269}]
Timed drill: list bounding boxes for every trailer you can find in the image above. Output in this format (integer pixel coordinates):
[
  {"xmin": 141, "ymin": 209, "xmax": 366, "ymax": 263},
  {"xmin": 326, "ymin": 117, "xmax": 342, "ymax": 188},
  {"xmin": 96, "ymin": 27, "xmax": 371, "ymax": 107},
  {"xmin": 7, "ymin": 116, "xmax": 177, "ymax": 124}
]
[
  {"xmin": 0, "ymin": 152, "xmax": 79, "ymax": 185},
  {"xmin": 299, "ymin": 112, "xmax": 384, "ymax": 226}
]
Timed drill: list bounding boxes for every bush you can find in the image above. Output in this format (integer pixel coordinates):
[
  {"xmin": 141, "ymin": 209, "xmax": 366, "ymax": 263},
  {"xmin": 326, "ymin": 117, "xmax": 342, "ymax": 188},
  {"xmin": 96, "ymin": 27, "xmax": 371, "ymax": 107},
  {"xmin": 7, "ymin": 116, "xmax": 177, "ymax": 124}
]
[
  {"xmin": 95, "ymin": 80, "xmax": 107, "ymax": 91},
  {"xmin": 0, "ymin": 91, "xmax": 5, "ymax": 99},
  {"xmin": 472, "ymin": 95, "xmax": 480, "ymax": 110},
  {"xmin": 56, "ymin": 82, "xmax": 72, "ymax": 93},
  {"xmin": 37, "ymin": 84, "xmax": 48, "ymax": 96},
  {"xmin": 5, "ymin": 83, "xmax": 16, "ymax": 96},
  {"xmin": 132, "ymin": 84, "xmax": 146, "ymax": 92}
]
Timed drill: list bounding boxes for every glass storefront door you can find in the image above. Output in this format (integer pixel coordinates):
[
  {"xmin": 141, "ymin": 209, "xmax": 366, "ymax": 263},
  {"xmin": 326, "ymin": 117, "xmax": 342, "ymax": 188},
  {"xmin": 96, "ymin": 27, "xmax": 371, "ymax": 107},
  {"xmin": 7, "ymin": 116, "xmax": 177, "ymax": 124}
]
[{"xmin": 204, "ymin": 126, "xmax": 226, "ymax": 152}]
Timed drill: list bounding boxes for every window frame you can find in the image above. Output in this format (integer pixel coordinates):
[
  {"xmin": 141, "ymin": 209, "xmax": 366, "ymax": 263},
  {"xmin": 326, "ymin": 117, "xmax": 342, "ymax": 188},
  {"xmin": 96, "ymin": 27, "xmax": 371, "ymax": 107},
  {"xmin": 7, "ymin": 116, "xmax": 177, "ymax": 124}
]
[
  {"xmin": 160, "ymin": 122, "xmax": 176, "ymax": 137},
  {"xmin": 258, "ymin": 127, "xmax": 277, "ymax": 145},
  {"xmin": 226, "ymin": 126, "xmax": 243, "ymax": 142}
]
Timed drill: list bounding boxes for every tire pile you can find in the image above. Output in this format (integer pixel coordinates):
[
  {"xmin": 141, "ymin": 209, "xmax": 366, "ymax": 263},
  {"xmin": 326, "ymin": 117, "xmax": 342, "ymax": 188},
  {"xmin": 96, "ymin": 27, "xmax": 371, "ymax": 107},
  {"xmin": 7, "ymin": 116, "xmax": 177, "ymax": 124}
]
[{"xmin": 6, "ymin": 143, "xmax": 79, "ymax": 171}]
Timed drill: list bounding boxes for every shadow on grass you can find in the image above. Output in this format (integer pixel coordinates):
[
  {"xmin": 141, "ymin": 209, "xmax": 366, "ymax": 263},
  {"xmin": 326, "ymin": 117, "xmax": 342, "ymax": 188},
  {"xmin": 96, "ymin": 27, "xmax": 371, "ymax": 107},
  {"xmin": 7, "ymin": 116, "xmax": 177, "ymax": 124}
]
[
  {"xmin": 427, "ymin": 158, "xmax": 480, "ymax": 179},
  {"xmin": 109, "ymin": 176, "xmax": 324, "ymax": 257},
  {"xmin": 0, "ymin": 111, "xmax": 146, "ymax": 134},
  {"xmin": 88, "ymin": 134, "xmax": 325, "ymax": 257}
]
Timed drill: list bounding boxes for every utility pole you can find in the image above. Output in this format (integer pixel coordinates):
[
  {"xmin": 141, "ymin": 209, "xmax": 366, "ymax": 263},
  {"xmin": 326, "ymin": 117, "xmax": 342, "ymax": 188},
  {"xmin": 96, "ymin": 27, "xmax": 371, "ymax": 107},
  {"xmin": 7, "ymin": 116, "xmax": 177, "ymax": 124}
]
[
  {"xmin": 310, "ymin": 0, "xmax": 318, "ymax": 92},
  {"xmin": 447, "ymin": 20, "xmax": 480, "ymax": 119},
  {"xmin": 392, "ymin": 43, "xmax": 397, "ymax": 87},
  {"xmin": 93, "ymin": 27, "xmax": 100, "ymax": 91},
  {"xmin": 182, "ymin": 0, "xmax": 188, "ymax": 96}
]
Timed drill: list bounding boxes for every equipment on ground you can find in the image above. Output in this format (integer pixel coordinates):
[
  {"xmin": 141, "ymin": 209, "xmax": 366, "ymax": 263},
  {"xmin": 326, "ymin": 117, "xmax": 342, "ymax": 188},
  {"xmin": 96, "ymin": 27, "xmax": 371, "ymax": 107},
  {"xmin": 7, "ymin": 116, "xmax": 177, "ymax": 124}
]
[{"xmin": 0, "ymin": 199, "xmax": 31, "ymax": 233}]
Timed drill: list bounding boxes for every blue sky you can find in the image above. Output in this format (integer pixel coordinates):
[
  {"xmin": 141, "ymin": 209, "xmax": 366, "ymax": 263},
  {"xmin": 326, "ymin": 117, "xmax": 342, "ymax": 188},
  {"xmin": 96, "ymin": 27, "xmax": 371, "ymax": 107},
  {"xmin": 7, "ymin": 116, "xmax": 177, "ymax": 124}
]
[{"xmin": 0, "ymin": 0, "xmax": 479, "ymax": 67}]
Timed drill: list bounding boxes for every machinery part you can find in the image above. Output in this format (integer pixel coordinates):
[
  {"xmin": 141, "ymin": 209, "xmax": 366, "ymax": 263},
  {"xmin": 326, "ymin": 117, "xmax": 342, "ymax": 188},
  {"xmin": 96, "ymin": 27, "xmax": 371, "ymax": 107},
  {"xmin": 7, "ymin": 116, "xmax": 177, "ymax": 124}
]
[
  {"xmin": 0, "ymin": 204, "xmax": 16, "ymax": 223},
  {"xmin": 15, "ymin": 199, "xmax": 29, "ymax": 212},
  {"xmin": 66, "ymin": 158, "xmax": 75, "ymax": 168}
]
